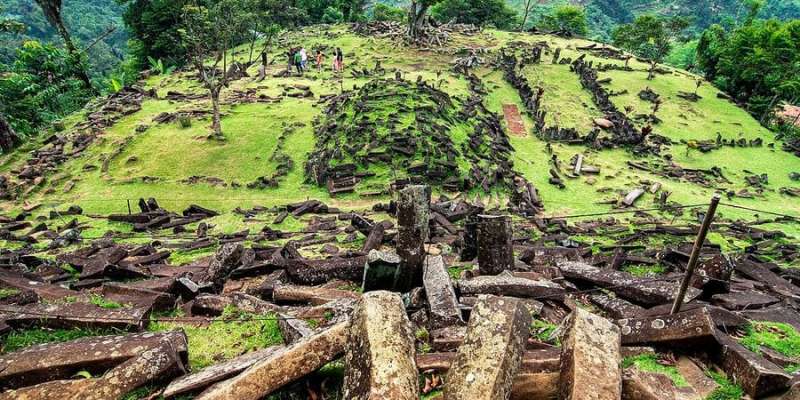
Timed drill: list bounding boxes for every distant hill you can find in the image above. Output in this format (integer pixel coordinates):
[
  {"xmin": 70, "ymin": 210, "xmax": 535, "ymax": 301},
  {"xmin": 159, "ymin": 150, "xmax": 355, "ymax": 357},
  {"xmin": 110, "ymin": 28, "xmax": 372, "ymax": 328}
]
[{"xmin": 0, "ymin": 0, "xmax": 127, "ymax": 77}]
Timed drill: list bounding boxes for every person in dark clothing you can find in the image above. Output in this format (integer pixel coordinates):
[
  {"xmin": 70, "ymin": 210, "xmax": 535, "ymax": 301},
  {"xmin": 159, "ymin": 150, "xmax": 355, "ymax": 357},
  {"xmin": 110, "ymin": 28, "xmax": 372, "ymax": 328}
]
[{"xmin": 335, "ymin": 47, "xmax": 344, "ymax": 72}]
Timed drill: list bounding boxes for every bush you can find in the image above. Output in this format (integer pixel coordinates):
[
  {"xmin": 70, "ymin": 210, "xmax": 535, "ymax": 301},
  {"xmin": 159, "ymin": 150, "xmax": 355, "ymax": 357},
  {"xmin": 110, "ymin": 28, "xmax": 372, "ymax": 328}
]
[{"xmin": 372, "ymin": 3, "xmax": 405, "ymax": 22}]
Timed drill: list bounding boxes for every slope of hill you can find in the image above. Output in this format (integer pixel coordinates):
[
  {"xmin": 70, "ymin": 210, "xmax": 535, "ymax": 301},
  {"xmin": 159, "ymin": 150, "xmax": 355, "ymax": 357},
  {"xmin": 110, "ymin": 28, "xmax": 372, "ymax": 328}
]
[
  {"xmin": 1, "ymin": 25, "xmax": 798, "ymax": 239},
  {"xmin": 1, "ymin": 25, "xmax": 800, "ymax": 400}
]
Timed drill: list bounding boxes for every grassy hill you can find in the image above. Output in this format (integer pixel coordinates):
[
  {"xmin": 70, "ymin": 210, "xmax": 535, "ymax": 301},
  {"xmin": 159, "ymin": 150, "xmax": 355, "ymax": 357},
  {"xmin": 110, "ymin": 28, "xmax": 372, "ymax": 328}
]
[{"xmin": 1, "ymin": 25, "xmax": 798, "ymax": 254}]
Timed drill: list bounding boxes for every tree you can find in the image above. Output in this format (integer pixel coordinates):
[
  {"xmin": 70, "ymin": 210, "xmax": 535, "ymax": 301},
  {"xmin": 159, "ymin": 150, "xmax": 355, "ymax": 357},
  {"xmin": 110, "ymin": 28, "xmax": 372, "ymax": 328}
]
[
  {"xmin": 408, "ymin": 0, "xmax": 442, "ymax": 39},
  {"xmin": 612, "ymin": 15, "xmax": 689, "ymax": 80},
  {"xmin": 518, "ymin": 0, "xmax": 535, "ymax": 31},
  {"xmin": 33, "ymin": 0, "xmax": 95, "ymax": 92},
  {"xmin": 179, "ymin": 0, "xmax": 249, "ymax": 139},
  {"xmin": 372, "ymin": 3, "xmax": 406, "ymax": 22},
  {"xmin": 0, "ymin": 9, "xmax": 24, "ymax": 153},
  {"xmin": 431, "ymin": 0, "xmax": 519, "ymax": 30},
  {"xmin": 538, "ymin": 5, "xmax": 588, "ymax": 36}
]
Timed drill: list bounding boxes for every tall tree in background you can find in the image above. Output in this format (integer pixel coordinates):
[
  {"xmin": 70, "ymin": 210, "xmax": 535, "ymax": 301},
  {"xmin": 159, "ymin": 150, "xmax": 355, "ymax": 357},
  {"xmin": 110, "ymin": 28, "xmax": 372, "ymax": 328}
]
[
  {"xmin": 408, "ymin": 0, "xmax": 441, "ymax": 39},
  {"xmin": 539, "ymin": 5, "xmax": 589, "ymax": 36},
  {"xmin": 33, "ymin": 0, "xmax": 95, "ymax": 92},
  {"xmin": 612, "ymin": 15, "xmax": 689, "ymax": 80},
  {"xmin": 179, "ymin": 0, "xmax": 249, "ymax": 140},
  {"xmin": 0, "ymin": 10, "xmax": 24, "ymax": 153},
  {"xmin": 518, "ymin": 0, "xmax": 535, "ymax": 31},
  {"xmin": 431, "ymin": 0, "xmax": 518, "ymax": 30}
]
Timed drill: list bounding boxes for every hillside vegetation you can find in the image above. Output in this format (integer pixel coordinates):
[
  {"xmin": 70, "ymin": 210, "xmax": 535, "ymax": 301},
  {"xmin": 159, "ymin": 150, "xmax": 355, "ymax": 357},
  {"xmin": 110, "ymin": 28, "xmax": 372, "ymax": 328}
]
[{"xmin": 1, "ymin": 25, "xmax": 798, "ymax": 245}]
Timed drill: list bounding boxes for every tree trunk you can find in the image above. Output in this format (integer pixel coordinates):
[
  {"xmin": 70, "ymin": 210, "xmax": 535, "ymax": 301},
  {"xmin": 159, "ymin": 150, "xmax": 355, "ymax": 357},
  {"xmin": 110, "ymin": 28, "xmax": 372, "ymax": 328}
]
[
  {"xmin": 53, "ymin": 18, "xmax": 95, "ymax": 93},
  {"xmin": 407, "ymin": 2, "xmax": 430, "ymax": 39},
  {"xmin": 647, "ymin": 61, "xmax": 657, "ymax": 80},
  {"xmin": 210, "ymin": 87, "xmax": 223, "ymax": 139},
  {"xmin": 0, "ymin": 112, "xmax": 21, "ymax": 153},
  {"xmin": 519, "ymin": 0, "xmax": 534, "ymax": 31}
]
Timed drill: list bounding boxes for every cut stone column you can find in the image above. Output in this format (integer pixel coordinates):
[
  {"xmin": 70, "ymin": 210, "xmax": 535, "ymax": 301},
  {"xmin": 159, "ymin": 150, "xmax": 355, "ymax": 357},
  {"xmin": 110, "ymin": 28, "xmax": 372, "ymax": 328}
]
[
  {"xmin": 196, "ymin": 322, "xmax": 348, "ymax": 400},
  {"xmin": 618, "ymin": 307, "xmax": 717, "ymax": 347},
  {"xmin": 444, "ymin": 295, "xmax": 529, "ymax": 400},
  {"xmin": 713, "ymin": 330, "xmax": 790, "ymax": 398},
  {"xmin": 458, "ymin": 273, "xmax": 564, "ymax": 300},
  {"xmin": 477, "ymin": 215, "xmax": 513, "ymax": 275},
  {"xmin": 423, "ymin": 255, "xmax": 463, "ymax": 328},
  {"xmin": 395, "ymin": 185, "xmax": 431, "ymax": 291},
  {"xmin": 460, "ymin": 212, "xmax": 481, "ymax": 261},
  {"xmin": 558, "ymin": 308, "xmax": 622, "ymax": 400},
  {"xmin": 343, "ymin": 291, "xmax": 418, "ymax": 399}
]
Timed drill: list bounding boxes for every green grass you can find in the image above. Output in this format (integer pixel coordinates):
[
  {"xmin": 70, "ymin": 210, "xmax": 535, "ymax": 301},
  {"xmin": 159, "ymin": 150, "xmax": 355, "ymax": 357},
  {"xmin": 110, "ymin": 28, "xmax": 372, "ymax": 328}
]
[
  {"xmin": 740, "ymin": 321, "xmax": 800, "ymax": 358},
  {"xmin": 621, "ymin": 263, "xmax": 667, "ymax": 277},
  {"xmin": 705, "ymin": 370, "xmax": 745, "ymax": 400},
  {"xmin": 0, "ymin": 288, "xmax": 20, "ymax": 299},
  {"xmin": 148, "ymin": 306, "xmax": 283, "ymax": 370},
  {"xmin": 1, "ymin": 327, "xmax": 122, "ymax": 353},
  {"xmin": 622, "ymin": 354, "xmax": 688, "ymax": 387},
  {"xmin": 89, "ymin": 293, "xmax": 125, "ymax": 309}
]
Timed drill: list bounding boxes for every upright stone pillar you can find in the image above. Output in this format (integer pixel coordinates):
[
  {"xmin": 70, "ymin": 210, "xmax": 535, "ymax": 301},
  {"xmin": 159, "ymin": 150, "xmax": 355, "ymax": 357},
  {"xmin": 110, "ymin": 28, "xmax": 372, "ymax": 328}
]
[
  {"xmin": 477, "ymin": 215, "xmax": 513, "ymax": 275},
  {"xmin": 395, "ymin": 185, "xmax": 431, "ymax": 291}
]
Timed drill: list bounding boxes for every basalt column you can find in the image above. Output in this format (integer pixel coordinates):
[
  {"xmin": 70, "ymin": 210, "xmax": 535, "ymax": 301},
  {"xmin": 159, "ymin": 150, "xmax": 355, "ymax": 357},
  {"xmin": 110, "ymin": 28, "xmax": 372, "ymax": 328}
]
[
  {"xmin": 477, "ymin": 215, "xmax": 514, "ymax": 275},
  {"xmin": 395, "ymin": 185, "xmax": 431, "ymax": 291}
]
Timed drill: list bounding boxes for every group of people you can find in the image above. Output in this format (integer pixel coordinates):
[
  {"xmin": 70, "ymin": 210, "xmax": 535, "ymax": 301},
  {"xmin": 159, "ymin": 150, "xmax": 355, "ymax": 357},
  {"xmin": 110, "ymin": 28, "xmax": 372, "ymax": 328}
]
[{"xmin": 287, "ymin": 47, "xmax": 344, "ymax": 74}]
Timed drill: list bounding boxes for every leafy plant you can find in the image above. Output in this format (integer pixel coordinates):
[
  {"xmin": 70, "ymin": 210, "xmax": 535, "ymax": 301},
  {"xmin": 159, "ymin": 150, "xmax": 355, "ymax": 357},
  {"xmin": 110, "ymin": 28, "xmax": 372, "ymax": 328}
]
[{"xmin": 146, "ymin": 56, "xmax": 175, "ymax": 75}]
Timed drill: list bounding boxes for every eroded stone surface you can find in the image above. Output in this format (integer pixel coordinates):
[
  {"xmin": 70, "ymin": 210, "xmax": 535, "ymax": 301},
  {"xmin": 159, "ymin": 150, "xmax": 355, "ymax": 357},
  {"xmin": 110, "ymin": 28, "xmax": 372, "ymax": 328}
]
[
  {"xmin": 458, "ymin": 272, "xmax": 564, "ymax": 300},
  {"xmin": 476, "ymin": 215, "xmax": 514, "ymax": 275},
  {"xmin": 618, "ymin": 307, "xmax": 716, "ymax": 347},
  {"xmin": 423, "ymin": 255, "xmax": 463, "ymax": 328},
  {"xmin": 343, "ymin": 291, "xmax": 418, "ymax": 400},
  {"xmin": 195, "ymin": 322, "xmax": 348, "ymax": 400},
  {"xmin": 558, "ymin": 307, "xmax": 622, "ymax": 400},
  {"xmin": 714, "ymin": 330, "xmax": 790, "ymax": 398},
  {"xmin": 444, "ymin": 295, "xmax": 529, "ymax": 400}
]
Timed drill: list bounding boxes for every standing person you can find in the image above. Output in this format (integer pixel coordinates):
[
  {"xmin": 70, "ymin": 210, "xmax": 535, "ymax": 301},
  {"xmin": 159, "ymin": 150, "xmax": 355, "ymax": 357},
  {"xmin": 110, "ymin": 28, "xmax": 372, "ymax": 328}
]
[
  {"xmin": 336, "ymin": 47, "xmax": 344, "ymax": 72},
  {"xmin": 294, "ymin": 50, "xmax": 303, "ymax": 74},
  {"xmin": 299, "ymin": 47, "xmax": 308, "ymax": 72},
  {"xmin": 287, "ymin": 48, "xmax": 296, "ymax": 72},
  {"xmin": 316, "ymin": 49, "xmax": 325, "ymax": 72}
]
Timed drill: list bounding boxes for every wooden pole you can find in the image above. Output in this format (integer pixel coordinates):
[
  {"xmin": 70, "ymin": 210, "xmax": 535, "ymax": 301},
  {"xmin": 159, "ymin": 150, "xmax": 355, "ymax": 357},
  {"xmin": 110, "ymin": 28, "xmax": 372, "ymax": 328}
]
[{"xmin": 670, "ymin": 194, "xmax": 721, "ymax": 314}]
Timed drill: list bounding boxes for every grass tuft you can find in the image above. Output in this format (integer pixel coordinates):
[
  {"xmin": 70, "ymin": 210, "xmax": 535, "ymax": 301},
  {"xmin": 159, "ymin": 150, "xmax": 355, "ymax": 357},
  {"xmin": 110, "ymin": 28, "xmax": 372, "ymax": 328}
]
[
  {"xmin": 705, "ymin": 370, "xmax": 745, "ymax": 400},
  {"xmin": 740, "ymin": 321, "xmax": 800, "ymax": 358},
  {"xmin": 622, "ymin": 354, "xmax": 688, "ymax": 387},
  {"xmin": 2, "ymin": 327, "xmax": 121, "ymax": 353}
]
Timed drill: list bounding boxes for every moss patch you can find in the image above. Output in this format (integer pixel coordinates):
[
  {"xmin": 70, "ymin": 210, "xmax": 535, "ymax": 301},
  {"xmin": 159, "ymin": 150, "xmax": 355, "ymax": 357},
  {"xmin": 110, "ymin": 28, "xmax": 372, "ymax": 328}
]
[
  {"xmin": 705, "ymin": 370, "xmax": 745, "ymax": 400},
  {"xmin": 741, "ymin": 321, "xmax": 800, "ymax": 358},
  {"xmin": 2, "ymin": 327, "xmax": 122, "ymax": 354}
]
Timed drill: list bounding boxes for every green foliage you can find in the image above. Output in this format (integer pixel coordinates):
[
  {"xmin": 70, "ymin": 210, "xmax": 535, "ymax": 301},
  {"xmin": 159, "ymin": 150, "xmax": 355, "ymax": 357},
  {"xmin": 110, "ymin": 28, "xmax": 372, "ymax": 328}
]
[
  {"xmin": 530, "ymin": 319, "xmax": 559, "ymax": 345},
  {"xmin": 705, "ymin": 370, "xmax": 745, "ymax": 400},
  {"xmin": 665, "ymin": 39, "xmax": 697, "ymax": 69},
  {"xmin": 2, "ymin": 327, "xmax": 120, "ymax": 353},
  {"xmin": 146, "ymin": 56, "xmax": 175, "ymax": 75},
  {"xmin": 431, "ymin": 0, "xmax": 519, "ymax": 30},
  {"xmin": 622, "ymin": 354, "xmax": 688, "ymax": 387},
  {"xmin": 612, "ymin": 15, "xmax": 689, "ymax": 64},
  {"xmin": 321, "ymin": 6, "xmax": 344, "ymax": 24},
  {"xmin": 695, "ymin": 19, "xmax": 800, "ymax": 121},
  {"xmin": 538, "ymin": 5, "xmax": 588, "ymax": 36},
  {"xmin": 117, "ymin": 0, "xmax": 191, "ymax": 68},
  {"xmin": 741, "ymin": 321, "xmax": 800, "ymax": 358},
  {"xmin": 371, "ymin": 3, "xmax": 406, "ymax": 22},
  {"xmin": 0, "ymin": 40, "xmax": 94, "ymax": 135}
]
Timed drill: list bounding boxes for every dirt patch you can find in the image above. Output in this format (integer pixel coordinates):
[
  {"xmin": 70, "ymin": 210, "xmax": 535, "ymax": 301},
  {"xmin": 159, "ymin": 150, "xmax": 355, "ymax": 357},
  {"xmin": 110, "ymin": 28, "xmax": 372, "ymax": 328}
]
[{"xmin": 502, "ymin": 104, "xmax": 526, "ymax": 137}]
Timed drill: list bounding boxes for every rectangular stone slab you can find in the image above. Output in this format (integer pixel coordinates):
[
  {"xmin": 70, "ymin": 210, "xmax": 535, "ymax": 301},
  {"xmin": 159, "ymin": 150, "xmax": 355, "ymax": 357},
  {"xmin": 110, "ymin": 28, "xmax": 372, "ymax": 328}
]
[
  {"xmin": 459, "ymin": 273, "xmax": 565, "ymax": 301},
  {"xmin": 343, "ymin": 291, "xmax": 418, "ymax": 399},
  {"xmin": 0, "ymin": 330, "xmax": 187, "ymax": 389},
  {"xmin": 273, "ymin": 284, "xmax": 360, "ymax": 306},
  {"xmin": 0, "ymin": 339, "xmax": 187, "ymax": 400},
  {"xmin": 195, "ymin": 322, "xmax": 348, "ymax": 400},
  {"xmin": 711, "ymin": 291, "xmax": 779, "ymax": 311},
  {"xmin": 444, "ymin": 295, "xmax": 529, "ymax": 400},
  {"xmin": 588, "ymin": 294, "xmax": 644, "ymax": 319},
  {"xmin": 285, "ymin": 256, "xmax": 367, "ymax": 285},
  {"xmin": 163, "ymin": 346, "xmax": 284, "ymax": 398},
  {"xmin": 423, "ymin": 255, "xmax": 463, "ymax": 329},
  {"xmin": 0, "ymin": 302, "xmax": 149, "ymax": 331},
  {"xmin": 618, "ymin": 307, "xmax": 717, "ymax": 347},
  {"xmin": 713, "ymin": 330, "xmax": 791, "ymax": 398},
  {"xmin": 0, "ymin": 271, "xmax": 78, "ymax": 300},
  {"xmin": 559, "ymin": 307, "xmax": 622, "ymax": 400},
  {"xmin": 558, "ymin": 261, "xmax": 701, "ymax": 306},
  {"xmin": 734, "ymin": 260, "xmax": 800, "ymax": 297}
]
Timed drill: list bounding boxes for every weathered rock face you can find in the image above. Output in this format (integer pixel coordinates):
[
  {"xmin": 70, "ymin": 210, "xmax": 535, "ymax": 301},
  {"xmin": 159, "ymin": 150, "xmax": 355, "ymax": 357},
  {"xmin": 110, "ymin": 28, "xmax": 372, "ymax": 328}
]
[
  {"xmin": 558, "ymin": 307, "xmax": 622, "ymax": 400},
  {"xmin": 423, "ymin": 255, "xmax": 463, "ymax": 328},
  {"xmin": 458, "ymin": 272, "xmax": 565, "ymax": 300},
  {"xmin": 476, "ymin": 215, "xmax": 514, "ymax": 275},
  {"xmin": 204, "ymin": 243, "xmax": 244, "ymax": 289},
  {"xmin": 163, "ymin": 346, "xmax": 285, "ymax": 399},
  {"xmin": 396, "ymin": 185, "xmax": 431, "ymax": 291},
  {"xmin": 195, "ymin": 322, "xmax": 348, "ymax": 400},
  {"xmin": 343, "ymin": 291, "xmax": 418, "ymax": 399},
  {"xmin": 0, "ymin": 330, "xmax": 188, "ymax": 390},
  {"xmin": 558, "ymin": 261, "xmax": 701, "ymax": 306},
  {"xmin": 444, "ymin": 295, "xmax": 529, "ymax": 400},
  {"xmin": 713, "ymin": 330, "xmax": 791, "ymax": 398},
  {"xmin": 0, "ymin": 337, "xmax": 187, "ymax": 400},
  {"xmin": 618, "ymin": 307, "xmax": 717, "ymax": 347}
]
